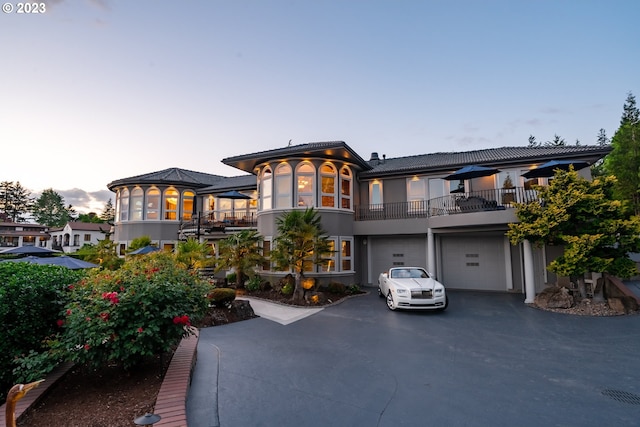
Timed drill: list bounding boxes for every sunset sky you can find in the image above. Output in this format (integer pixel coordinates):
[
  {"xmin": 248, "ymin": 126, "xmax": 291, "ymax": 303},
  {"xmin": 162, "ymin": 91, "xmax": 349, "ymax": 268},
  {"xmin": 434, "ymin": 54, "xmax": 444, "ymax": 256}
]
[{"xmin": 2, "ymin": 0, "xmax": 638, "ymax": 213}]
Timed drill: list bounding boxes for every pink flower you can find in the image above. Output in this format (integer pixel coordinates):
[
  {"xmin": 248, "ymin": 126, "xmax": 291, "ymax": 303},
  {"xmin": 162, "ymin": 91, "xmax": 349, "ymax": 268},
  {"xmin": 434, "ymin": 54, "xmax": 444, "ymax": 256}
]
[
  {"xmin": 84, "ymin": 344, "xmax": 90, "ymax": 350},
  {"xmin": 56, "ymin": 319, "xmax": 64, "ymax": 327},
  {"xmin": 100, "ymin": 312, "xmax": 110, "ymax": 322},
  {"xmin": 137, "ymin": 327, "xmax": 144, "ymax": 333},
  {"xmin": 66, "ymin": 309, "xmax": 72, "ymax": 316}
]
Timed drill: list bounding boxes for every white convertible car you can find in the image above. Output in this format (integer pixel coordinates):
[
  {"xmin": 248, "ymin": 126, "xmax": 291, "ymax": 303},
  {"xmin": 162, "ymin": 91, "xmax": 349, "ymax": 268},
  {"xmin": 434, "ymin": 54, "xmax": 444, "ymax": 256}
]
[{"xmin": 378, "ymin": 267, "xmax": 448, "ymax": 311}]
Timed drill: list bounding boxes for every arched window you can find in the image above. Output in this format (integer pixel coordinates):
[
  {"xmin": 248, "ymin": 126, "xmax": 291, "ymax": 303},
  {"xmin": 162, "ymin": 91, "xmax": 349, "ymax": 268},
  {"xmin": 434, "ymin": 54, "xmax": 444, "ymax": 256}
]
[
  {"xmin": 275, "ymin": 163, "xmax": 292, "ymax": 209},
  {"xmin": 146, "ymin": 187, "xmax": 160, "ymax": 220},
  {"xmin": 118, "ymin": 188, "xmax": 129, "ymax": 221},
  {"xmin": 296, "ymin": 163, "xmax": 315, "ymax": 207},
  {"xmin": 320, "ymin": 163, "xmax": 337, "ymax": 208},
  {"xmin": 164, "ymin": 188, "xmax": 179, "ymax": 220},
  {"xmin": 182, "ymin": 191, "xmax": 194, "ymax": 221},
  {"xmin": 261, "ymin": 167, "xmax": 272, "ymax": 210},
  {"xmin": 340, "ymin": 166, "xmax": 352, "ymax": 209},
  {"xmin": 130, "ymin": 187, "xmax": 143, "ymax": 221}
]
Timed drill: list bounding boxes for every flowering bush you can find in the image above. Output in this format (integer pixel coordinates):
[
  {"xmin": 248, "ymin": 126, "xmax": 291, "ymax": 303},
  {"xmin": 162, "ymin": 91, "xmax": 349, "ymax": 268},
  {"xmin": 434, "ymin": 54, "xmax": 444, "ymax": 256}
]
[
  {"xmin": 55, "ymin": 252, "xmax": 211, "ymax": 369},
  {"xmin": 0, "ymin": 262, "xmax": 84, "ymax": 400}
]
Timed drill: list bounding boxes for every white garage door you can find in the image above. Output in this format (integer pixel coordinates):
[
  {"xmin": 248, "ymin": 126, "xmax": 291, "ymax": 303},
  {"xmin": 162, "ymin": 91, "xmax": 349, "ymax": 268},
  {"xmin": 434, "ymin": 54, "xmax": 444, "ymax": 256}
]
[
  {"xmin": 440, "ymin": 235, "xmax": 506, "ymax": 291},
  {"xmin": 370, "ymin": 236, "xmax": 426, "ymax": 279}
]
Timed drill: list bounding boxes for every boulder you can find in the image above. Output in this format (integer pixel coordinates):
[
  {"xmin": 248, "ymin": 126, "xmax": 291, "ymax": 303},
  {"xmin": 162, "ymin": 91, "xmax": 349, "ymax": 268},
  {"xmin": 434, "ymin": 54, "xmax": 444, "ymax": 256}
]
[
  {"xmin": 608, "ymin": 297, "xmax": 639, "ymax": 314},
  {"xmin": 535, "ymin": 286, "xmax": 574, "ymax": 309}
]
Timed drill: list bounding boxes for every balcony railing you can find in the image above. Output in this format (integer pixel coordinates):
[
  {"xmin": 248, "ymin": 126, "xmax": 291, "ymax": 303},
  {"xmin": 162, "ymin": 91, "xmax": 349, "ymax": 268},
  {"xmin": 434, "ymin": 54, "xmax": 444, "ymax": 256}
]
[
  {"xmin": 180, "ymin": 211, "xmax": 258, "ymax": 235},
  {"xmin": 355, "ymin": 187, "xmax": 539, "ymax": 221}
]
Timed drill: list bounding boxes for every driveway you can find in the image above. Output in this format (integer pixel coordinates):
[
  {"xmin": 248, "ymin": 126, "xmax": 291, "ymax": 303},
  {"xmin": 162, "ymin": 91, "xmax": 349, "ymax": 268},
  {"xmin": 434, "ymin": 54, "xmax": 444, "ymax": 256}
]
[{"xmin": 187, "ymin": 290, "xmax": 640, "ymax": 427}]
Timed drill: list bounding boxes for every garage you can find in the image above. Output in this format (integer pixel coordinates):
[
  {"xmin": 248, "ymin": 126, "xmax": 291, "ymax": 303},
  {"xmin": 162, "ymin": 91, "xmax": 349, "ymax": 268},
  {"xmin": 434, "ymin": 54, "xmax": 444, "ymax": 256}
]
[
  {"xmin": 439, "ymin": 234, "xmax": 507, "ymax": 291},
  {"xmin": 368, "ymin": 236, "xmax": 427, "ymax": 280}
]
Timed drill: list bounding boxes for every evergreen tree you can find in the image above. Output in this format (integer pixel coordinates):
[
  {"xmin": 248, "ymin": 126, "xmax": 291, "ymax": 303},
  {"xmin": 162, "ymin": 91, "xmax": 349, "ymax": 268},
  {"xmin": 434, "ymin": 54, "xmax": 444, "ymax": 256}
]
[
  {"xmin": 527, "ymin": 135, "xmax": 540, "ymax": 147},
  {"xmin": 604, "ymin": 92, "xmax": 640, "ymax": 214},
  {"xmin": 545, "ymin": 134, "xmax": 566, "ymax": 147},
  {"xmin": 100, "ymin": 198, "xmax": 115, "ymax": 222},
  {"xmin": 0, "ymin": 181, "xmax": 32, "ymax": 222},
  {"xmin": 31, "ymin": 189, "xmax": 72, "ymax": 227},
  {"xmin": 597, "ymin": 128, "xmax": 609, "ymax": 146}
]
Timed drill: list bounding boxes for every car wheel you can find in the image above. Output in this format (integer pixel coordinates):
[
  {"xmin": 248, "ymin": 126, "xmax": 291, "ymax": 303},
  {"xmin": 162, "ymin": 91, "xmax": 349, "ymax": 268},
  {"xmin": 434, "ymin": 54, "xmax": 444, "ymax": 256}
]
[
  {"xmin": 377, "ymin": 287, "xmax": 384, "ymax": 298},
  {"xmin": 386, "ymin": 291, "xmax": 396, "ymax": 311}
]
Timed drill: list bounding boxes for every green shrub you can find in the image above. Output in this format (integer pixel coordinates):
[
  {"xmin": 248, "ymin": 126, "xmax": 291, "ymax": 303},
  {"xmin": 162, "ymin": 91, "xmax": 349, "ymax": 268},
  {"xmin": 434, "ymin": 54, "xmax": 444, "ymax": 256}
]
[
  {"xmin": 281, "ymin": 282, "xmax": 294, "ymax": 295},
  {"xmin": 226, "ymin": 272, "xmax": 237, "ymax": 285},
  {"xmin": 0, "ymin": 263, "xmax": 84, "ymax": 401},
  {"xmin": 346, "ymin": 284, "xmax": 361, "ymax": 294},
  {"xmin": 207, "ymin": 287, "xmax": 236, "ymax": 307},
  {"xmin": 55, "ymin": 252, "xmax": 210, "ymax": 370},
  {"xmin": 245, "ymin": 276, "xmax": 261, "ymax": 292},
  {"xmin": 327, "ymin": 282, "xmax": 346, "ymax": 294}
]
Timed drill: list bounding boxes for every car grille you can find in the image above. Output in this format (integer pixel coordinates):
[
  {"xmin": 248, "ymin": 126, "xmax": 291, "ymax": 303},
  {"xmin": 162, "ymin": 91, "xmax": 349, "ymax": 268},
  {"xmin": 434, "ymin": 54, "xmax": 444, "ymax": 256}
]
[{"xmin": 411, "ymin": 289, "xmax": 433, "ymax": 299}]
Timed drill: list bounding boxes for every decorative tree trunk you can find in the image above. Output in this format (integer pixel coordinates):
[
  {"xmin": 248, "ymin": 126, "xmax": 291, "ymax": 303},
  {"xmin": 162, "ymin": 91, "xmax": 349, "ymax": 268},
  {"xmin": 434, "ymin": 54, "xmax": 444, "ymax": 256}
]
[{"xmin": 292, "ymin": 271, "xmax": 305, "ymax": 304}]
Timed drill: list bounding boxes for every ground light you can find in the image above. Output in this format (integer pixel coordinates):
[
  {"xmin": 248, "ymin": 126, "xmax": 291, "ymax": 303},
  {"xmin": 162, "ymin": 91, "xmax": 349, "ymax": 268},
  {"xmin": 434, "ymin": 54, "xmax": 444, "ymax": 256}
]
[{"xmin": 133, "ymin": 413, "xmax": 161, "ymax": 425}]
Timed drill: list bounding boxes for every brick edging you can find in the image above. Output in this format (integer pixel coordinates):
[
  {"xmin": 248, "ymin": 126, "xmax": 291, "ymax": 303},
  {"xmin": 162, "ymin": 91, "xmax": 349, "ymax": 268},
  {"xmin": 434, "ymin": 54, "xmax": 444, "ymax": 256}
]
[{"xmin": 154, "ymin": 328, "xmax": 199, "ymax": 427}]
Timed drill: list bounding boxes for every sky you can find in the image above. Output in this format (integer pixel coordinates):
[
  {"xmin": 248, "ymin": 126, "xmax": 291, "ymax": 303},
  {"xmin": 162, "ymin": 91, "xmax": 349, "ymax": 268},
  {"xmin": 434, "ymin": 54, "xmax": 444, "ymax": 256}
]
[{"xmin": 2, "ymin": 0, "xmax": 638, "ymax": 214}]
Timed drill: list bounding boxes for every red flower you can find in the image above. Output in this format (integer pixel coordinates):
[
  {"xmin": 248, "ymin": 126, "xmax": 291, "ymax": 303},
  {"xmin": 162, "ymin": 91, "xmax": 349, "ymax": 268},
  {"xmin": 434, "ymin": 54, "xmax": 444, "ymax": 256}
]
[
  {"xmin": 137, "ymin": 327, "xmax": 144, "ymax": 333},
  {"xmin": 68, "ymin": 285, "xmax": 74, "ymax": 290},
  {"xmin": 86, "ymin": 317, "xmax": 92, "ymax": 322},
  {"xmin": 66, "ymin": 309, "xmax": 72, "ymax": 316},
  {"xmin": 172, "ymin": 315, "xmax": 191, "ymax": 326},
  {"xmin": 84, "ymin": 344, "xmax": 90, "ymax": 350},
  {"xmin": 100, "ymin": 312, "xmax": 110, "ymax": 322},
  {"xmin": 56, "ymin": 319, "xmax": 64, "ymax": 327},
  {"xmin": 102, "ymin": 291, "xmax": 120, "ymax": 304}
]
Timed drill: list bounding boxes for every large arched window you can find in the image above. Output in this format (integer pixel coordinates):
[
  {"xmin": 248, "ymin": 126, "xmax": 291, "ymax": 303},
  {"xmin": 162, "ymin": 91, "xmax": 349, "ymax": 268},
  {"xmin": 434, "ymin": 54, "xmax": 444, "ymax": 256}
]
[
  {"xmin": 182, "ymin": 191, "xmax": 194, "ymax": 221},
  {"xmin": 296, "ymin": 163, "xmax": 315, "ymax": 207},
  {"xmin": 340, "ymin": 166, "xmax": 352, "ymax": 209},
  {"xmin": 130, "ymin": 187, "xmax": 143, "ymax": 221},
  {"xmin": 146, "ymin": 187, "xmax": 160, "ymax": 220},
  {"xmin": 164, "ymin": 188, "xmax": 179, "ymax": 220},
  {"xmin": 118, "ymin": 188, "xmax": 129, "ymax": 221},
  {"xmin": 320, "ymin": 163, "xmax": 337, "ymax": 208},
  {"xmin": 261, "ymin": 167, "xmax": 272, "ymax": 210},
  {"xmin": 275, "ymin": 163, "xmax": 292, "ymax": 209}
]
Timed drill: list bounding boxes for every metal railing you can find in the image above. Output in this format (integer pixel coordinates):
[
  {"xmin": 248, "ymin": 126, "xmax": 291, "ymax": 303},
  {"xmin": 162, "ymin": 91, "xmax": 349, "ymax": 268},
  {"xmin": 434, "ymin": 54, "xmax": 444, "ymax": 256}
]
[{"xmin": 355, "ymin": 187, "xmax": 539, "ymax": 221}]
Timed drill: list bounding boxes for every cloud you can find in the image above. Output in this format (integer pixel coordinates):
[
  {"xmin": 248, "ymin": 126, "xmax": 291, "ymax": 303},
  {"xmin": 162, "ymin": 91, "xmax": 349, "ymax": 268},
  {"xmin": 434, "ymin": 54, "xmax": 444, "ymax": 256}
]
[{"xmin": 56, "ymin": 188, "xmax": 113, "ymax": 214}]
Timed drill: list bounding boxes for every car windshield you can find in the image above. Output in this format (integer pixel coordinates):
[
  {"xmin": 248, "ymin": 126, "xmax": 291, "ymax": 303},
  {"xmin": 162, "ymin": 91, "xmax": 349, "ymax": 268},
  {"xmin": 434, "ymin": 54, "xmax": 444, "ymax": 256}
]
[{"xmin": 391, "ymin": 268, "xmax": 429, "ymax": 279}]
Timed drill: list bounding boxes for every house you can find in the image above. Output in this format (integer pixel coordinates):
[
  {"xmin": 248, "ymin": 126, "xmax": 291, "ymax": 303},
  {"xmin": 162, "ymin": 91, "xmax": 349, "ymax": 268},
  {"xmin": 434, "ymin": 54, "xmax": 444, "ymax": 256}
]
[
  {"xmin": 107, "ymin": 141, "xmax": 611, "ymax": 302},
  {"xmin": 0, "ymin": 221, "xmax": 49, "ymax": 249},
  {"xmin": 49, "ymin": 222, "xmax": 112, "ymax": 253}
]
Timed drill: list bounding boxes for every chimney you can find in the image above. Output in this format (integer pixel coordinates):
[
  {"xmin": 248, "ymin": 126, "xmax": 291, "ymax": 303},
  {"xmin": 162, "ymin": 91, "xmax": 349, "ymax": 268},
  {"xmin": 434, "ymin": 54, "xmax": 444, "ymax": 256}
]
[{"xmin": 370, "ymin": 152, "xmax": 379, "ymax": 162}]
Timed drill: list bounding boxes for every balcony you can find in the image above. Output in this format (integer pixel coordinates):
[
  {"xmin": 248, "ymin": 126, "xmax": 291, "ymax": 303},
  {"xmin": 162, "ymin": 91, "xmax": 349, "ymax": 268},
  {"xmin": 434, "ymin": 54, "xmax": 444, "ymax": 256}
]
[
  {"xmin": 355, "ymin": 187, "xmax": 538, "ymax": 221},
  {"xmin": 179, "ymin": 211, "xmax": 257, "ymax": 236}
]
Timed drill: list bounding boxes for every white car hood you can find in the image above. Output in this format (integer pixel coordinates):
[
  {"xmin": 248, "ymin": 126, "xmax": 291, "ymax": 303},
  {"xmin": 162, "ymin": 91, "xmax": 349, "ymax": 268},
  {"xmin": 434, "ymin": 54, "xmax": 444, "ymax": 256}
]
[{"xmin": 392, "ymin": 278, "xmax": 440, "ymax": 290}]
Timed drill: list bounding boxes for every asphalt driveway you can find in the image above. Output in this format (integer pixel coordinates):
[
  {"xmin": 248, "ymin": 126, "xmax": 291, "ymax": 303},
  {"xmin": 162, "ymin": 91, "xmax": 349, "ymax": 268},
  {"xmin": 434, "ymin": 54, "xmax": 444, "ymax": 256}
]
[{"xmin": 187, "ymin": 290, "xmax": 640, "ymax": 427}]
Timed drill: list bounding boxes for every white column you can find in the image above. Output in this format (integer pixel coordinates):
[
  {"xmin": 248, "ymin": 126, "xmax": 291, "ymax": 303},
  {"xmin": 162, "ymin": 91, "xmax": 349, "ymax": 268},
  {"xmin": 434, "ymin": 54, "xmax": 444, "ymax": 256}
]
[
  {"xmin": 427, "ymin": 228, "xmax": 436, "ymax": 278},
  {"xmin": 523, "ymin": 240, "xmax": 536, "ymax": 303}
]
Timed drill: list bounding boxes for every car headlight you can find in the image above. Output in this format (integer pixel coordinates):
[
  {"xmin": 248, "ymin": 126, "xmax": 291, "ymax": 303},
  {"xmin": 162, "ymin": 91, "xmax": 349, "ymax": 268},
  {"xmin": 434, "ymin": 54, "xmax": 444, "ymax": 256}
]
[
  {"xmin": 434, "ymin": 287, "xmax": 444, "ymax": 295},
  {"xmin": 395, "ymin": 288, "xmax": 408, "ymax": 294}
]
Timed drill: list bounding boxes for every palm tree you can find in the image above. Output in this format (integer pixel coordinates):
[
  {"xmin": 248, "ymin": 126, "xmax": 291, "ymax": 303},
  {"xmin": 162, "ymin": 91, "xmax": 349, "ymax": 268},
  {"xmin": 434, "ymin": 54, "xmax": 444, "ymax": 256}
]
[
  {"xmin": 270, "ymin": 208, "xmax": 333, "ymax": 304},
  {"xmin": 216, "ymin": 230, "xmax": 264, "ymax": 288},
  {"xmin": 175, "ymin": 238, "xmax": 214, "ymax": 271}
]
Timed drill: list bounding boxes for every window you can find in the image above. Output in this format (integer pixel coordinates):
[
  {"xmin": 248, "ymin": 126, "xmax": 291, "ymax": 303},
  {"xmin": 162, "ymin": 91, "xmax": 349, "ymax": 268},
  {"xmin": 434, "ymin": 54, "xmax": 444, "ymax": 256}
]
[
  {"xmin": 119, "ymin": 189, "xmax": 129, "ymax": 221},
  {"xmin": 296, "ymin": 163, "xmax": 315, "ymax": 207},
  {"xmin": 73, "ymin": 234, "xmax": 80, "ymax": 246},
  {"xmin": 130, "ymin": 188, "xmax": 143, "ymax": 221},
  {"xmin": 407, "ymin": 177, "xmax": 427, "ymax": 212},
  {"xmin": 206, "ymin": 195, "xmax": 215, "ymax": 219},
  {"xmin": 84, "ymin": 234, "xmax": 91, "ymax": 242},
  {"xmin": 219, "ymin": 198, "xmax": 232, "ymax": 221},
  {"xmin": 261, "ymin": 167, "xmax": 272, "ymax": 210},
  {"xmin": 340, "ymin": 167, "xmax": 352, "ymax": 209},
  {"xmin": 320, "ymin": 164, "xmax": 336, "ymax": 208},
  {"xmin": 369, "ymin": 181, "xmax": 383, "ymax": 208},
  {"xmin": 275, "ymin": 163, "xmax": 292, "ymax": 209},
  {"xmin": 164, "ymin": 188, "xmax": 179, "ymax": 220},
  {"xmin": 320, "ymin": 239, "xmax": 336, "ymax": 272},
  {"xmin": 146, "ymin": 187, "xmax": 160, "ymax": 220},
  {"xmin": 182, "ymin": 191, "xmax": 194, "ymax": 221},
  {"xmin": 341, "ymin": 238, "xmax": 353, "ymax": 271}
]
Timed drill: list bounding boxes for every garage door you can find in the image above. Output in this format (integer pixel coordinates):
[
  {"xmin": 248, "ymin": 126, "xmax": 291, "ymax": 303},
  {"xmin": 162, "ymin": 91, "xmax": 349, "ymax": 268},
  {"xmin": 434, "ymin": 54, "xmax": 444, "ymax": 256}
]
[
  {"xmin": 440, "ymin": 234, "xmax": 506, "ymax": 291},
  {"xmin": 370, "ymin": 236, "xmax": 426, "ymax": 279}
]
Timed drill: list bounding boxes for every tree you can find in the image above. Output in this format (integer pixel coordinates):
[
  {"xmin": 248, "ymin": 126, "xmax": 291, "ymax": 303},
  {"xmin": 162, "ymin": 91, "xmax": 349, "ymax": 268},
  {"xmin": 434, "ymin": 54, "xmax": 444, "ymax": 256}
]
[
  {"xmin": 100, "ymin": 199, "xmax": 115, "ymax": 222},
  {"xmin": 528, "ymin": 135, "xmax": 540, "ymax": 147},
  {"xmin": 603, "ymin": 92, "xmax": 640, "ymax": 214},
  {"xmin": 507, "ymin": 168, "xmax": 640, "ymax": 299},
  {"xmin": 175, "ymin": 238, "xmax": 214, "ymax": 271},
  {"xmin": 77, "ymin": 212, "xmax": 104, "ymax": 223},
  {"xmin": 270, "ymin": 208, "xmax": 333, "ymax": 303},
  {"xmin": 0, "ymin": 181, "xmax": 32, "ymax": 223},
  {"xmin": 545, "ymin": 134, "xmax": 566, "ymax": 147},
  {"xmin": 597, "ymin": 128, "xmax": 609, "ymax": 146},
  {"xmin": 591, "ymin": 129, "xmax": 610, "ymax": 178},
  {"xmin": 31, "ymin": 189, "xmax": 73, "ymax": 227},
  {"xmin": 215, "ymin": 230, "xmax": 264, "ymax": 287}
]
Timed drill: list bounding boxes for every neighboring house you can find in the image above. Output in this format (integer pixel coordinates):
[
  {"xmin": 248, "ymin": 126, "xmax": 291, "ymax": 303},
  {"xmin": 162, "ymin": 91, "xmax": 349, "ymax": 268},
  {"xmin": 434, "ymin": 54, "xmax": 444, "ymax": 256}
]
[
  {"xmin": 49, "ymin": 222, "xmax": 111, "ymax": 253},
  {"xmin": 0, "ymin": 221, "xmax": 49, "ymax": 248},
  {"xmin": 107, "ymin": 141, "xmax": 611, "ymax": 302}
]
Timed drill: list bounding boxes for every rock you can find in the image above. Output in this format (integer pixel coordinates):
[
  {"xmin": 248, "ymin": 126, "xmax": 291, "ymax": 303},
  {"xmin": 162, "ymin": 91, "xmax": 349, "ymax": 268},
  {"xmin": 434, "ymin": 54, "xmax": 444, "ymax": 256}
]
[
  {"xmin": 535, "ymin": 286, "xmax": 574, "ymax": 309},
  {"xmin": 230, "ymin": 299, "xmax": 256, "ymax": 320},
  {"xmin": 607, "ymin": 298, "xmax": 626, "ymax": 315},
  {"xmin": 305, "ymin": 291, "xmax": 327, "ymax": 305},
  {"xmin": 622, "ymin": 296, "xmax": 639, "ymax": 313}
]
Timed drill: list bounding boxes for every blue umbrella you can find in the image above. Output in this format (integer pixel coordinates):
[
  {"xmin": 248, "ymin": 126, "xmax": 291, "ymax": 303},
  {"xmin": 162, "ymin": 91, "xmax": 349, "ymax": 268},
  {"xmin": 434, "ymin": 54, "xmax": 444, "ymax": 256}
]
[
  {"xmin": 444, "ymin": 165, "xmax": 501, "ymax": 181},
  {"xmin": 522, "ymin": 160, "xmax": 589, "ymax": 179},
  {"xmin": 128, "ymin": 245, "xmax": 161, "ymax": 255},
  {"xmin": 1, "ymin": 255, "xmax": 98, "ymax": 269},
  {"xmin": 0, "ymin": 246, "xmax": 59, "ymax": 255}
]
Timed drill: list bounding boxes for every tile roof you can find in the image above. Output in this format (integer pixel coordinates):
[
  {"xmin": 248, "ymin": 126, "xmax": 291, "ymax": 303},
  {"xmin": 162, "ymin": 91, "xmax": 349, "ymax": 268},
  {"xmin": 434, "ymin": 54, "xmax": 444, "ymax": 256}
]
[
  {"xmin": 358, "ymin": 145, "xmax": 612, "ymax": 178},
  {"xmin": 197, "ymin": 174, "xmax": 257, "ymax": 194},
  {"xmin": 222, "ymin": 141, "xmax": 372, "ymax": 173},
  {"xmin": 107, "ymin": 168, "xmax": 225, "ymax": 190}
]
